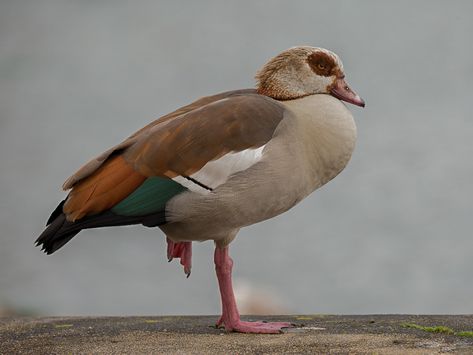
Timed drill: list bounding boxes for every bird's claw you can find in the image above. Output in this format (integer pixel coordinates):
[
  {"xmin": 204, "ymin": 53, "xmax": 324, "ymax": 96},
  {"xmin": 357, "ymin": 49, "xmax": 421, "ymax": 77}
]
[{"xmin": 166, "ymin": 238, "xmax": 192, "ymax": 277}]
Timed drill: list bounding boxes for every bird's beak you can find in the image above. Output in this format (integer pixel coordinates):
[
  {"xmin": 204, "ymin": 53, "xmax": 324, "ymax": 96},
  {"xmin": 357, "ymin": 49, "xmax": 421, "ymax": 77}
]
[{"xmin": 330, "ymin": 77, "xmax": 365, "ymax": 107}]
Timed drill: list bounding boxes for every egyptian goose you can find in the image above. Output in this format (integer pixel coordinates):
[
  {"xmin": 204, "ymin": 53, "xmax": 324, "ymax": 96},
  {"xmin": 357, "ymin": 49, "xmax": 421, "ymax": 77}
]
[{"xmin": 36, "ymin": 46, "xmax": 364, "ymax": 333}]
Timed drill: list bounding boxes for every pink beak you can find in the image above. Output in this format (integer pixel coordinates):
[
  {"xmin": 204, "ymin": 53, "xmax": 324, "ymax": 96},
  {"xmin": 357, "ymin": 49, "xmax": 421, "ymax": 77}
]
[{"xmin": 330, "ymin": 77, "xmax": 365, "ymax": 107}]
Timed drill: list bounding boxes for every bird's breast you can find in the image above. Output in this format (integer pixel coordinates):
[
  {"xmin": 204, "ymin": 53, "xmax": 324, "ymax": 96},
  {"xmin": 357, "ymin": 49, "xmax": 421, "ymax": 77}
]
[{"xmin": 280, "ymin": 94, "xmax": 357, "ymax": 189}]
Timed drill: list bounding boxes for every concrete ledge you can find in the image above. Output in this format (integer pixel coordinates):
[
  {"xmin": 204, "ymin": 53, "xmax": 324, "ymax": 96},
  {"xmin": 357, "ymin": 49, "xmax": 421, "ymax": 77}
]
[{"xmin": 1, "ymin": 315, "xmax": 472, "ymax": 354}]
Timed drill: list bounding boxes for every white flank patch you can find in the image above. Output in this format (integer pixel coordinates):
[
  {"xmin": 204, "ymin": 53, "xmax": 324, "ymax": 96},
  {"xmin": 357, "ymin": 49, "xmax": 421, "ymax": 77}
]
[{"xmin": 173, "ymin": 145, "xmax": 265, "ymax": 193}]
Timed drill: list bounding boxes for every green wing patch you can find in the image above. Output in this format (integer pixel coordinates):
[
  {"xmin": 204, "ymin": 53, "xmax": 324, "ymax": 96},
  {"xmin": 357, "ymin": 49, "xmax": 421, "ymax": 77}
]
[{"xmin": 112, "ymin": 177, "xmax": 187, "ymax": 216}]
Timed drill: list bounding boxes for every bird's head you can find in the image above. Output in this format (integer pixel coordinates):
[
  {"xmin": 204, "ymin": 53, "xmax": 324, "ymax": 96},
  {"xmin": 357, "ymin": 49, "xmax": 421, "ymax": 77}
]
[{"xmin": 256, "ymin": 46, "xmax": 365, "ymax": 107}]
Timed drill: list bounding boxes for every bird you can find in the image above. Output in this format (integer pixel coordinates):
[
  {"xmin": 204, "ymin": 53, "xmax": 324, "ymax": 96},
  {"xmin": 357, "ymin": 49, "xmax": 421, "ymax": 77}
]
[{"xmin": 36, "ymin": 46, "xmax": 365, "ymax": 333}]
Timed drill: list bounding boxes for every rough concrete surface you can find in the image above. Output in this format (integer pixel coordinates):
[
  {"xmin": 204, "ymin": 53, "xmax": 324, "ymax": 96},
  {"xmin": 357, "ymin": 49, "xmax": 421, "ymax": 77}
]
[{"xmin": 1, "ymin": 315, "xmax": 473, "ymax": 354}]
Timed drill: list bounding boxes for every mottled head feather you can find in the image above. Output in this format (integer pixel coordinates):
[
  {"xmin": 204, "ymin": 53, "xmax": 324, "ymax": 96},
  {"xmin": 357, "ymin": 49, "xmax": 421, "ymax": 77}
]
[{"xmin": 256, "ymin": 46, "xmax": 344, "ymax": 100}]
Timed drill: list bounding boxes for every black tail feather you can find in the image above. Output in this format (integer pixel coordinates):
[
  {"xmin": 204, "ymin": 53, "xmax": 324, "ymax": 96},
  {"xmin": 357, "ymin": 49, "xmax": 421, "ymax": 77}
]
[
  {"xmin": 46, "ymin": 199, "xmax": 66, "ymax": 225},
  {"xmin": 36, "ymin": 202, "xmax": 166, "ymax": 254}
]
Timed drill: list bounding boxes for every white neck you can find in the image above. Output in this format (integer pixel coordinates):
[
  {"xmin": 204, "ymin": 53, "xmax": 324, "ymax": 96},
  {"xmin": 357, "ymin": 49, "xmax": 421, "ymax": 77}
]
[{"xmin": 281, "ymin": 94, "xmax": 357, "ymax": 186}]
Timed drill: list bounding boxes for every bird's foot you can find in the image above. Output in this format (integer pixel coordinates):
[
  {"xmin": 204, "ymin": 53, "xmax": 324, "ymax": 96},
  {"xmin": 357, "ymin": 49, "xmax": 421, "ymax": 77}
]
[
  {"xmin": 216, "ymin": 317, "xmax": 294, "ymax": 334},
  {"xmin": 166, "ymin": 238, "xmax": 192, "ymax": 277},
  {"xmin": 213, "ymin": 247, "xmax": 294, "ymax": 333}
]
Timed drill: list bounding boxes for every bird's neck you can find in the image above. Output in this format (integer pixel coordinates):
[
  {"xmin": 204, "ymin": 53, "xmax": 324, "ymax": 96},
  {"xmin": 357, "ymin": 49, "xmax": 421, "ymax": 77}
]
[{"xmin": 281, "ymin": 94, "xmax": 357, "ymax": 187}]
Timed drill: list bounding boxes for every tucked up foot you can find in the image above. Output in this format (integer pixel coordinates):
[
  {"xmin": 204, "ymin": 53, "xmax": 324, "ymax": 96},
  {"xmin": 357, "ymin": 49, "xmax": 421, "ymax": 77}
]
[
  {"xmin": 167, "ymin": 238, "xmax": 192, "ymax": 277},
  {"xmin": 214, "ymin": 246, "xmax": 294, "ymax": 333}
]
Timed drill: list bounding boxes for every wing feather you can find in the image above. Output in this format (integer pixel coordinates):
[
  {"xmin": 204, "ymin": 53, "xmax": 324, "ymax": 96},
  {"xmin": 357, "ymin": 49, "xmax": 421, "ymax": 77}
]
[
  {"xmin": 61, "ymin": 90, "xmax": 285, "ymax": 221},
  {"xmin": 174, "ymin": 146, "xmax": 265, "ymax": 193},
  {"xmin": 125, "ymin": 94, "xmax": 284, "ymax": 178},
  {"xmin": 63, "ymin": 156, "xmax": 146, "ymax": 221}
]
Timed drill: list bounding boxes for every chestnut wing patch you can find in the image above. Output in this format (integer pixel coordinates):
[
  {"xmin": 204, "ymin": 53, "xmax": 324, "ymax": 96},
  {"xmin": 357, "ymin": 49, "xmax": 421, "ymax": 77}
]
[{"xmin": 307, "ymin": 51, "xmax": 340, "ymax": 77}]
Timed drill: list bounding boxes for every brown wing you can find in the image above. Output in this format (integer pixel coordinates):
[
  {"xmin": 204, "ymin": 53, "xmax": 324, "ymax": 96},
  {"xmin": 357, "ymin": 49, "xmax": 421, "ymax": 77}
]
[
  {"xmin": 62, "ymin": 89, "xmax": 256, "ymax": 190},
  {"xmin": 124, "ymin": 94, "xmax": 285, "ymax": 178},
  {"xmin": 62, "ymin": 90, "xmax": 285, "ymax": 221}
]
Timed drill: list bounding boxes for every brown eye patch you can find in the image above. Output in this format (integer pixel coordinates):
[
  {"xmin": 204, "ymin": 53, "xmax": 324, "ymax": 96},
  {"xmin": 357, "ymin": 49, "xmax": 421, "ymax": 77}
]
[{"xmin": 307, "ymin": 52, "xmax": 338, "ymax": 77}]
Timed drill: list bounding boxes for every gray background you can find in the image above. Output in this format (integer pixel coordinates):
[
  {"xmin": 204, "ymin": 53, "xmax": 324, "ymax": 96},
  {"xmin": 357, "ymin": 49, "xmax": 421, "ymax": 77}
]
[{"xmin": 1, "ymin": 0, "xmax": 472, "ymax": 316}]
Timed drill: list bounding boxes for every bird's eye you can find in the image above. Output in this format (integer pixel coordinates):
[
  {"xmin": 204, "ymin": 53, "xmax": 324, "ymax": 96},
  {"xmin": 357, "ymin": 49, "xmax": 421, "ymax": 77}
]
[{"xmin": 317, "ymin": 63, "xmax": 326, "ymax": 70}]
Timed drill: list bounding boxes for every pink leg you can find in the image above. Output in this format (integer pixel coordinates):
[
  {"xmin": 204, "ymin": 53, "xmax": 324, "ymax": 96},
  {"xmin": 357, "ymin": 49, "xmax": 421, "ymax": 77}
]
[
  {"xmin": 167, "ymin": 238, "xmax": 192, "ymax": 277},
  {"xmin": 214, "ymin": 246, "xmax": 294, "ymax": 333}
]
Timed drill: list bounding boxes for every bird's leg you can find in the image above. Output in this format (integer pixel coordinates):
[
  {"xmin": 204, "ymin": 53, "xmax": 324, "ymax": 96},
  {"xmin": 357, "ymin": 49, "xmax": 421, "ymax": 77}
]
[
  {"xmin": 214, "ymin": 246, "xmax": 294, "ymax": 333},
  {"xmin": 166, "ymin": 238, "xmax": 192, "ymax": 277}
]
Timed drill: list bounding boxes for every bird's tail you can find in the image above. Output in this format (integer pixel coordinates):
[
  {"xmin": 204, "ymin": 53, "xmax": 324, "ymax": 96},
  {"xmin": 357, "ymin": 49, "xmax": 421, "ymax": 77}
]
[{"xmin": 35, "ymin": 200, "xmax": 166, "ymax": 254}]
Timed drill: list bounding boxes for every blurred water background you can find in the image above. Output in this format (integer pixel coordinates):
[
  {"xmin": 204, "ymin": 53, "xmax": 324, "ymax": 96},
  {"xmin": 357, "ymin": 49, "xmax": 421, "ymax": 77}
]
[{"xmin": 1, "ymin": 0, "xmax": 472, "ymax": 316}]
